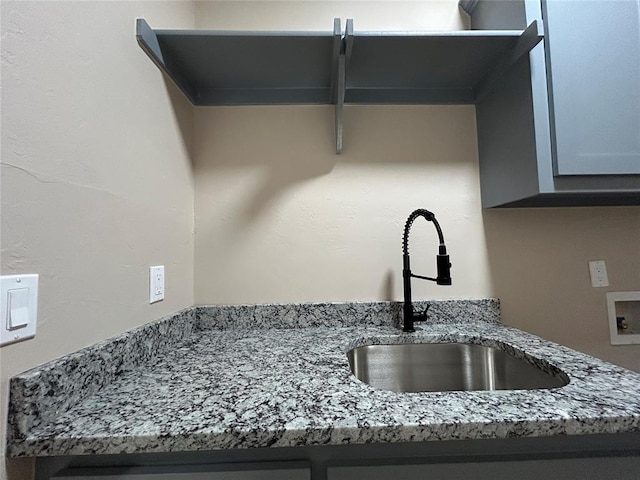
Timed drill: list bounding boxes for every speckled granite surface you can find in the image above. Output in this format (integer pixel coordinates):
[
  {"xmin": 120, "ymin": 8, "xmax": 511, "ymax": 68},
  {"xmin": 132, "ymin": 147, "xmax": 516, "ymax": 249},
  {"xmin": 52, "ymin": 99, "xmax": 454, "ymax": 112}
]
[
  {"xmin": 195, "ymin": 299, "xmax": 500, "ymax": 330},
  {"xmin": 6, "ymin": 307, "xmax": 195, "ymax": 449},
  {"xmin": 7, "ymin": 300, "xmax": 640, "ymax": 458}
]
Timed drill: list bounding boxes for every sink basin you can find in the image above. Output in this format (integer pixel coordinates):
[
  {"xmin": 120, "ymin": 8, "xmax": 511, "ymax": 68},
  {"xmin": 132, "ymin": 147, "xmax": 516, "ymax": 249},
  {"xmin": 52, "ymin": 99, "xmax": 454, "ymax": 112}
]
[{"xmin": 347, "ymin": 342, "xmax": 569, "ymax": 393}]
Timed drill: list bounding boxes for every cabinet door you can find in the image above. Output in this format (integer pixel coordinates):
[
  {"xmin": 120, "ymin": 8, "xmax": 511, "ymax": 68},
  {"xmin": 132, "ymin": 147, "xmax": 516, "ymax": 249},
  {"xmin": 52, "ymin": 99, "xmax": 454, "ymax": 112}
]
[
  {"xmin": 51, "ymin": 462, "xmax": 310, "ymax": 480},
  {"xmin": 544, "ymin": 0, "xmax": 640, "ymax": 175},
  {"xmin": 329, "ymin": 456, "xmax": 640, "ymax": 480}
]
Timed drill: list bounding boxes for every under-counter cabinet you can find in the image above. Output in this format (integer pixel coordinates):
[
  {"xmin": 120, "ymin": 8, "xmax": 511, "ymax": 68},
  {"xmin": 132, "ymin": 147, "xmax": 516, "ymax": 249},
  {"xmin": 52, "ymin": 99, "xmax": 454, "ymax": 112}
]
[
  {"xmin": 50, "ymin": 462, "xmax": 310, "ymax": 480},
  {"xmin": 40, "ymin": 444, "xmax": 640, "ymax": 480},
  {"xmin": 329, "ymin": 457, "xmax": 640, "ymax": 480},
  {"xmin": 45, "ymin": 457, "xmax": 640, "ymax": 480},
  {"xmin": 467, "ymin": 0, "xmax": 640, "ymax": 206}
]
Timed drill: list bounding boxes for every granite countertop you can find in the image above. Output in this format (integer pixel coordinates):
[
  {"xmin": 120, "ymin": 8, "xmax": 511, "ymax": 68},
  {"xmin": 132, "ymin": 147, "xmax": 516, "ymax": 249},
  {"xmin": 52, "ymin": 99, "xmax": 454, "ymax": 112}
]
[{"xmin": 7, "ymin": 300, "xmax": 640, "ymax": 457}]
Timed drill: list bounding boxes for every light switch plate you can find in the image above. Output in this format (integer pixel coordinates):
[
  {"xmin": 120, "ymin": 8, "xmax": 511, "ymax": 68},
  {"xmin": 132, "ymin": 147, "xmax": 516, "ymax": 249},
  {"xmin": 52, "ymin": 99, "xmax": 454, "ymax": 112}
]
[{"xmin": 1, "ymin": 274, "xmax": 39, "ymax": 347}]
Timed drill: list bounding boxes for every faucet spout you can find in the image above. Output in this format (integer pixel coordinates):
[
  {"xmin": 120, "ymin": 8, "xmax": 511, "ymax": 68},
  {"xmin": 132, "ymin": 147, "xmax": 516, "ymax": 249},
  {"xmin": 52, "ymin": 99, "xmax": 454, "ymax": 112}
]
[{"xmin": 402, "ymin": 209, "xmax": 452, "ymax": 332}]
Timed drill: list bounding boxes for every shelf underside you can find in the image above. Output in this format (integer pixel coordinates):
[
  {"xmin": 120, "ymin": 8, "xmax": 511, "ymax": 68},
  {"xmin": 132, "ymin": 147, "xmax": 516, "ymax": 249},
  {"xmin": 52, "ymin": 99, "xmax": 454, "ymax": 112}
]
[
  {"xmin": 345, "ymin": 34, "xmax": 521, "ymax": 104},
  {"xmin": 157, "ymin": 33, "xmax": 339, "ymax": 105}
]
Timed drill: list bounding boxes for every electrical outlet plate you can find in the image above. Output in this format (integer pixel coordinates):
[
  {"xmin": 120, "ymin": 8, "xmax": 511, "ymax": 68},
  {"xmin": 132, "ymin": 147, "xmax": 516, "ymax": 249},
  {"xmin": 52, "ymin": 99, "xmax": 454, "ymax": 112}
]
[
  {"xmin": 588, "ymin": 260, "xmax": 609, "ymax": 287},
  {"xmin": 1, "ymin": 274, "xmax": 39, "ymax": 347},
  {"xmin": 607, "ymin": 291, "xmax": 640, "ymax": 345},
  {"xmin": 149, "ymin": 266, "xmax": 165, "ymax": 304}
]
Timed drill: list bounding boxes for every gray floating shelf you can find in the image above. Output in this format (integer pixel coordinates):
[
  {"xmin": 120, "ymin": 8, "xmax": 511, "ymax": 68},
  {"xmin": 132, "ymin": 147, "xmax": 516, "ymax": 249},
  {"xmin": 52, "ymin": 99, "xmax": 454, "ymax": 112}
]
[
  {"xmin": 137, "ymin": 18, "xmax": 342, "ymax": 106},
  {"xmin": 136, "ymin": 18, "xmax": 543, "ymax": 153}
]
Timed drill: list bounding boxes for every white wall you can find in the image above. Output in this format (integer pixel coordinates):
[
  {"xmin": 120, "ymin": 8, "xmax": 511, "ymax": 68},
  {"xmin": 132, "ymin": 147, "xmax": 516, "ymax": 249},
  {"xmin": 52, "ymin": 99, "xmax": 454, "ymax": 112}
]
[{"xmin": 0, "ymin": 2, "xmax": 196, "ymax": 479}]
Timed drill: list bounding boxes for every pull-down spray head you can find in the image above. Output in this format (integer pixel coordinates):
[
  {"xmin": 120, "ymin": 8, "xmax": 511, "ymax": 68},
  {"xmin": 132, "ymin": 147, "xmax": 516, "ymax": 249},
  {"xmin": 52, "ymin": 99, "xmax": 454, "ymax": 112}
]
[{"xmin": 402, "ymin": 209, "xmax": 452, "ymax": 332}]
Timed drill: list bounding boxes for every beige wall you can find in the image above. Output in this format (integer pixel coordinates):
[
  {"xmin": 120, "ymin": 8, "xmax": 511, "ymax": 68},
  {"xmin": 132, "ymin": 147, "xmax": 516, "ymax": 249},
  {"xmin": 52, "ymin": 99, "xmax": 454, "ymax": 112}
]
[
  {"xmin": 193, "ymin": 109, "xmax": 640, "ymax": 369},
  {"xmin": 193, "ymin": 104, "xmax": 492, "ymax": 304},
  {"xmin": 193, "ymin": 0, "xmax": 468, "ymax": 30},
  {"xmin": 1, "ymin": 1, "xmax": 639, "ymax": 479},
  {"xmin": 192, "ymin": 0, "xmax": 640, "ymax": 372},
  {"xmin": 0, "ymin": 2, "xmax": 195, "ymax": 479},
  {"xmin": 484, "ymin": 207, "xmax": 640, "ymax": 372},
  {"xmin": 192, "ymin": 1, "xmax": 481, "ymax": 305}
]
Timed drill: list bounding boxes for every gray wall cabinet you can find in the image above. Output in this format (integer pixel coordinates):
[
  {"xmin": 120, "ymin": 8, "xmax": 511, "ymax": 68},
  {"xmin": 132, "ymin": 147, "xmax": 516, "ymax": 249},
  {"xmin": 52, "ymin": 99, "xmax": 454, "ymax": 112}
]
[{"xmin": 468, "ymin": 0, "xmax": 640, "ymax": 207}]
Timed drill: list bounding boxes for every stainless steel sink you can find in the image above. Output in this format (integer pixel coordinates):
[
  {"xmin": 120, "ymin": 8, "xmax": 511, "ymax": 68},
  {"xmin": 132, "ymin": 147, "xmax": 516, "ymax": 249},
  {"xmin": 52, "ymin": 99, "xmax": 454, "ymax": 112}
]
[{"xmin": 347, "ymin": 342, "xmax": 568, "ymax": 393}]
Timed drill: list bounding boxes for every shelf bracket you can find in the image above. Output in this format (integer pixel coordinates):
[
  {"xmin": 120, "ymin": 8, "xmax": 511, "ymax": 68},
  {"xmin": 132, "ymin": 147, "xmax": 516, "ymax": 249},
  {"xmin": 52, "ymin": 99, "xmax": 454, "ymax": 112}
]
[
  {"xmin": 335, "ymin": 19, "xmax": 354, "ymax": 155},
  {"xmin": 458, "ymin": 0, "xmax": 480, "ymax": 16},
  {"xmin": 335, "ymin": 55, "xmax": 346, "ymax": 155},
  {"xmin": 344, "ymin": 18, "xmax": 354, "ymax": 69},
  {"xmin": 330, "ymin": 18, "xmax": 344, "ymax": 155},
  {"xmin": 473, "ymin": 20, "xmax": 544, "ymax": 103},
  {"xmin": 329, "ymin": 18, "xmax": 342, "ymax": 104},
  {"xmin": 135, "ymin": 19, "xmax": 198, "ymax": 104}
]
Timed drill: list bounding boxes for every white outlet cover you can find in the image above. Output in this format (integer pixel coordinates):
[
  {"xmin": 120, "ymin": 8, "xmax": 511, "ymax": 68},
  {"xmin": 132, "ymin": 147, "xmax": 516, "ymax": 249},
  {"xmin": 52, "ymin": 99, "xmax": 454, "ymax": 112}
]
[
  {"xmin": 1, "ymin": 274, "xmax": 39, "ymax": 347},
  {"xmin": 588, "ymin": 260, "xmax": 609, "ymax": 287},
  {"xmin": 149, "ymin": 266, "xmax": 165, "ymax": 303}
]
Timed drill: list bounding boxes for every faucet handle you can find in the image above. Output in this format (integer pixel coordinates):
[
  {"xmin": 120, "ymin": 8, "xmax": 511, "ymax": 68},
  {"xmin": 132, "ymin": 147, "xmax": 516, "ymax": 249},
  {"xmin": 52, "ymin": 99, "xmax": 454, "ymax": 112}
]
[{"xmin": 414, "ymin": 303, "xmax": 431, "ymax": 322}]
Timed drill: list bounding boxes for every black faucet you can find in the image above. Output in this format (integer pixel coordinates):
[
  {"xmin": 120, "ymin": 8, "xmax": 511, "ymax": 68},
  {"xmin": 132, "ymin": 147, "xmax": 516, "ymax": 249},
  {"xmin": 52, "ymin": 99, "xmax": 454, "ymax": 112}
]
[{"xmin": 402, "ymin": 209, "xmax": 452, "ymax": 332}]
